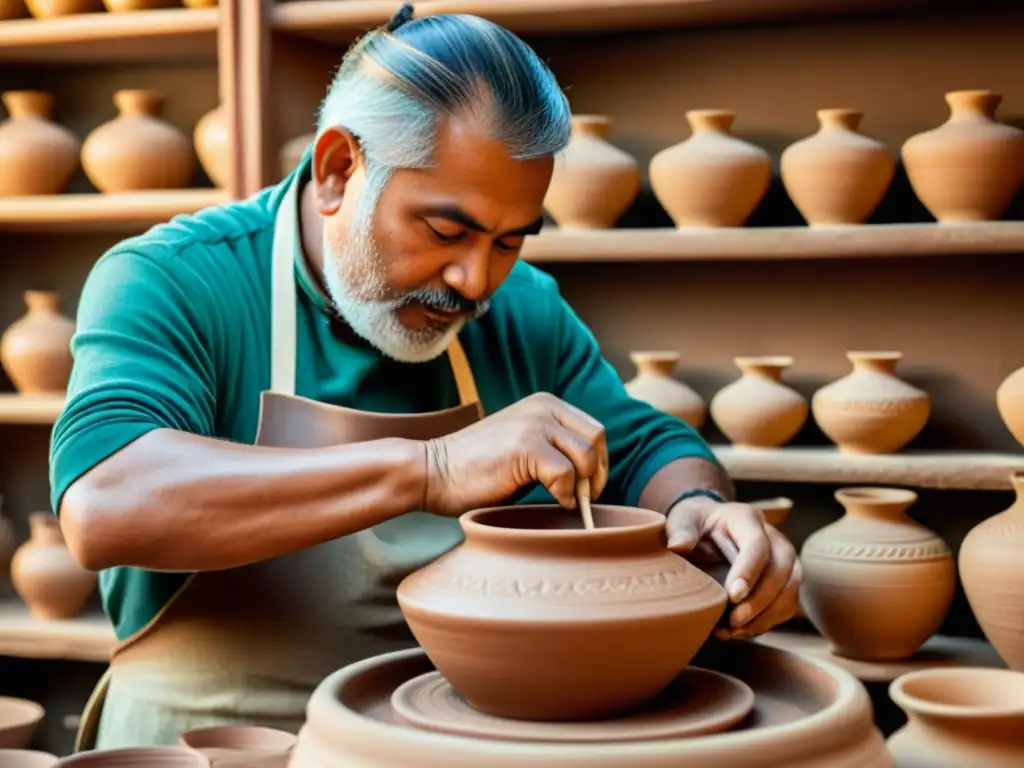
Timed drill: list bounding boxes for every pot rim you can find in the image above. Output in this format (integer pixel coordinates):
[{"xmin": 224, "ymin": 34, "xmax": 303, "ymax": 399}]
[
  {"xmin": 834, "ymin": 487, "xmax": 918, "ymax": 506},
  {"xmin": 889, "ymin": 668, "xmax": 1024, "ymax": 719},
  {"xmin": 460, "ymin": 504, "xmax": 666, "ymax": 542},
  {"xmin": 0, "ymin": 696, "xmax": 44, "ymax": 728}
]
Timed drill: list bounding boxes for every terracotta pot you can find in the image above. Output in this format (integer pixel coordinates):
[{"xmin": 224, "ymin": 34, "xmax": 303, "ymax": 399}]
[
  {"xmin": 396, "ymin": 505, "xmax": 727, "ymax": 721},
  {"xmin": 194, "ymin": 104, "xmax": 230, "ymax": 189},
  {"xmin": 11, "ymin": 514, "xmax": 96, "ymax": 620},
  {"xmin": 0, "ymin": 751, "xmax": 58, "ymax": 767},
  {"xmin": 959, "ymin": 471, "xmax": 1024, "ymax": 671},
  {"xmin": 23, "ymin": 0, "xmax": 101, "ymax": 17},
  {"xmin": 902, "ymin": 90, "xmax": 1024, "ymax": 223},
  {"xmin": 0, "ymin": 291, "xmax": 75, "ymax": 394},
  {"xmin": 750, "ymin": 497, "xmax": 793, "ymax": 529},
  {"xmin": 781, "ymin": 109, "xmax": 895, "ymax": 226},
  {"xmin": 996, "ymin": 366, "xmax": 1024, "ymax": 449},
  {"xmin": 0, "ymin": 0, "xmax": 28, "ymax": 20},
  {"xmin": 0, "ymin": 698, "xmax": 44, "ymax": 749},
  {"xmin": 280, "ymin": 133, "xmax": 314, "ymax": 180},
  {"xmin": 82, "ymin": 89, "xmax": 195, "ymax": 193},
  {"xmin": 650, "ymin": 110, "xmax": 771, "ymax": 227},
  {"xmin": 55, "ymin": 747, "xmax": 209, "ymax": 766},
  {"xmin": 624, "ymin": 351, "xmax": 706, "ymax": 429},
  {"xmin": 179, "ymin": 725, "xmax": 294, "ymax": 766},
  {"xmin": 543, "ymin": 115, "xmax": 640, "ymax": 229},
  {"xmin": 811, "ymin": 351, "xmax": 929, "ymax": 454},
  {"xmin": 0, "ymin": 92, "xmax": 80, "ymax": 197},
  {"xmin": 710, "ymin": 356, "xmax": 807, "ymax": 448},
  {"xmin": 887, "ymin": 668, "xmax": 1024, "ymax": 767},
  {"xmin": 801, "ymin": 488, "xmax": 955, "ymax": 662},
  {"xmin": 102, "ymin": 0, "xmax": 176, "ymax": 10}
]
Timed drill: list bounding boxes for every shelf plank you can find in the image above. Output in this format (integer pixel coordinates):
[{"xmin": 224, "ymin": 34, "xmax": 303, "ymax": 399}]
[
  {"xmin": 713, "ymin": 445, "xmax": 1024, "ymax": 491},
  {"xmin": 0, "ymin": 8, "xmax": 219, "ymax": 63},
  {"xmin": 756, "ymin": 630, "xmax": 1004, "ymax": 682},
  {"xmin": 0, "ymin": 599, "xmax": 113, "ymax": 662},
  {"xmin": 272, "ymin": 0, "xmax": 918, "ymax": 42},
  {"xmin": 0, "ymin": 394, "xmax": 64, "ymax": 424},
  {"xmin": 520, "ymin": 222, "xmax": 1024, "ymax": 263},
  {"xmin": 0, "ymin": 190, "xmax": 229, "ymax": 232}
]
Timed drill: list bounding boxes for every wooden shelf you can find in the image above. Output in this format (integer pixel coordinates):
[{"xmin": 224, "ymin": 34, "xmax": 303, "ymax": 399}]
[
  {"xmin": 0, "ymin": 8, "xmax": 219, "ymax": 63},
  {"xmin": 520, "ymin": 222, "xmax": 1024, "ymax": 263},
  {"xmin": 0, "ymin": 599, "xmax": 113, "ymax": 662},
  {"xmin": 0, "ymin": 394, "xmax": 64, "ymax": 424},
  {"xmin": 713, "ymin": 445, "xmax": 1024, "ymax": 491},
  {"xmin": 0, "ymin": 190, "xmax": 229, "ymax": 232},
  {"xmin": 757, "ymin": 630, "xmax": 1004, "ymax": 682},
  {"xmin": 272, "ymin": 0, "xmax": 918, "ymax": 42}
]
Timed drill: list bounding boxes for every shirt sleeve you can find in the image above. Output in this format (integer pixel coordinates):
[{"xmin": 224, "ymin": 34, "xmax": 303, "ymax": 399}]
[
  {"xmin": 550, "ymin": 290, "xmax": 719, "ymax": 507},
  {"xmin": 49, "ymin": 247, "xmax": 218, "ymax": 514}
]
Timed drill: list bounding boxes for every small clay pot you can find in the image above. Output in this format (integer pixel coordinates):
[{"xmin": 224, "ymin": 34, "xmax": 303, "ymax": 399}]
[
  {"xmin": 55, "ymin": 747, "xmax": 208, "ymax": 766},
  {"xmin": 0, "ymin": 91, "xmax": 81, "ymax": 196},
  {"xmin": 11, "ymin": 514, "xmax": 96, "ymax": 620},
  {"xmin": 183, "ymin": 0, "xmax": 217, "ymax": 7},
  {"xmin": 710, "ymin": 356, "xmax": 807, "ymax": 448},
  {"xmin": 23, "ymin": 0, "xmax": 101, "ymax": 17},
  {"xmin": 996, "ymin": 365, "xmax": 1024, "ymax": 449},
  {"xmin": 194, "ymin": 104, "xmax": 230, "ymax": 189},
  {"xmin": 623, "ymin": 351, "xmax": 706, "ymax": 429},
  {"xmin": 279, "ymin": 133, "xmax": 313, "ymax": 180},
  {"xmin": 179, "ymin": 725, "xmax": 295, "ymax": 765},
  {"xmin": 0, "ymin": 698, "xmax": 44, "ymax": 750},
  {"xmin": 750, "ymin": 497, "xmax": 793, "ymax": 529},
  {"xmin": 102, "ymin": 0, "xmax": 176, "ymax": 10},
  {"xmin": 81, "ymin": 89, "xmax": 195, "ymax": 193},
  {"xmin": 0, "ymin": 291, "xmax": 75, "ymax": 394},
  {"xmin": 0, "ymin": 750, "xmax": 59, "ymax": 767}
]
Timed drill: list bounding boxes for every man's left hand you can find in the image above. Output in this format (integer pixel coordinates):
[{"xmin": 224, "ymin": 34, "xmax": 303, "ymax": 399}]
[{"xmin": 666, "ymin": 495, "xmax": 802, "ymax": 640}]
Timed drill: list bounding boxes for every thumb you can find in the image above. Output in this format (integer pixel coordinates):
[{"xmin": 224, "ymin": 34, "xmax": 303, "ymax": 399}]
[{"xmin": 666, "ymin": 515, "xmax": 703, "ymax": 553}]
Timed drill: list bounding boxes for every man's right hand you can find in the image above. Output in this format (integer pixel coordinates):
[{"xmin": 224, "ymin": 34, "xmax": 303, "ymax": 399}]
[{"xmin": 422, "ymin": 392, "xmax": 609, "ymax": 517}]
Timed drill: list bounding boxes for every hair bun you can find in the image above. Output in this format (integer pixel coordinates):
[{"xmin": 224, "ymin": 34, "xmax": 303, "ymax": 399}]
[{"xmin": 386, "ymin": 3, "xmax": 414, "ymax": 32}]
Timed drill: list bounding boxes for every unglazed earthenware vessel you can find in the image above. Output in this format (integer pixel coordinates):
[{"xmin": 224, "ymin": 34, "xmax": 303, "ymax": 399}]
[
  {"xmin": 280, "ymin": 133, "xmax": 313, "ymax": 179},
  {"xmin": 396, "ymin": 505, "xmax": 727, "ymax": 721},
  {"xmin": 102, "ymin": 0, "xmax": 176, "ymax": 10},
  {"xmin": 0, "ymin": 698, "xmax": 44, "ymax": 749},
  {"xmin": 811, "ymin": 351, "xmax": 929, "ymax": 454},
  {"xmin": 781, "ymin": 109, "xmax": 895, "ymax": 226},
  {"xmin": 902, "ymin": 90, "xmax": 1024, "ymax": 223},
  {"xmin": 194, "ymin": 104, "xmax": 230, "ymax": 189},
  {"xmin": 887, "ymin": 668, "xmax": 1024, "ymax": 767},
  {"xmin": 801, "ymin": 488, "xmax": 955, "ymax": 661},
  {"xmin": 544, "ymin": 115, "xmax": 640, "ymax": 229},
  {"xmin": 710, "ymin": 356, "xmax": 807, "ymax": 448},
  {"xmin": 11, "ymin": 514, "xmax": 96, "ymax": 620},
  {"xmin": 751, "ymin": 497, "xmax": 793, "ymax": 529},
  {"xmin": 650, "ymin": 110, "xmax": 771, "ymax": 227},
  {"xmin": 81, "ymin": 89, "xmax": 195, "ymax": 192},
  {"xmin": 624, "ymin": 351, "xmax": 706, "ymax": 429},
  {"xmin": 959, "ymin": 471, "xmax": 1024, "ymax": 672},
  {"xmin": 0, "ymin": 291, "xmax": 75, "ymax": 394},
  {"xmin": 0, "ymin": 91, "xmax": 80, "ymax": 196},
  {"xmin": 55, "ymin": 747, "xmax": 209, "ymax": 766},
  {"xmin": 0, "ymin": 750, "xmax": 58, "ymax": 767},
  {"xmin": 995, "ymin": 366, "xmax": 1024, "ymax": 448},
  {"xmin": 179, "ymin": 725, "xmax": 295, "ymax": 767},
  {"xmin": 23, "ymin": 0, "xmax": 100, "ymax": 17}
]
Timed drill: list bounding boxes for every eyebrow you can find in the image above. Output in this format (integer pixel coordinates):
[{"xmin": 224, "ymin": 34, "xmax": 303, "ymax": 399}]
[{"xmin": 421, "ymin": 205, "xmax": 544, "ymax": 239}]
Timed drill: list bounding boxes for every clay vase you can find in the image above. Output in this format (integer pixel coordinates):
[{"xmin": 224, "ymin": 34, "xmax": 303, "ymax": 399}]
[
  {"xmin": 887, "ymin": 668, "xmax": 1024, "ymax": 767},
  {"xmin": 0, "ymin": 91, "xmax": 80, "ymax": 197},
  {"xmin": 543, "ymin": 115, "xmax": 640, "ymax": 229},
  {"xmin": 0, "ymin": 291, "xmax": 75, "ymax": 394},
  {"xmin": 710, "ymin": 356, "xmax": 808, "ymax": 448},
  {"xmin": 995, "ymin": 366, "xmax": 1024, "ymax": 448},
  {"xmin": 959, "ymin": 472, "xmax": 1024, "ymax": 671},
  {"xmin": 55, "ymin": 747, "xmax": 208, "ymax": 766},
  {"xmin": 11, "ymin": 514, "xmax": 97, "ymax": 620},
  {"xmin": 194, "ymin": 104, "xmax": 230, "ymax": 189},
  {"xmin": 623, "ymin": 351, "xmax": 706, "ymax": 429},
  {"xmin": 649, "ymin": 110, "xmax": 771, "ymax": 227},
  {"xmin": 902, "ymin": 90, "xmax": 1024, "ymax": 223},
  {"xmin": 279, "ymin": 133, "xmax": 313, "ymax": 179},
  {"xmin": 811, "ymin": 351, "xmax": 930, "ymax": 454},
  {"xmin": 81, "ymin": 89, "xmax": 195, "ymax": 193},
  {"xmin": 397, "ymin": 505, "xmax": 728, "ymax": 721},
  {"xmin": 781, "ymin": 109, "xmax": 895, "ymax": 226},
  {"xmin": 23, "ymin": 0, "xmax": 101, "ymax": 17},
  {"xmin": 801, "ymin": 488, "xmax": 955, "ymax": 662}
]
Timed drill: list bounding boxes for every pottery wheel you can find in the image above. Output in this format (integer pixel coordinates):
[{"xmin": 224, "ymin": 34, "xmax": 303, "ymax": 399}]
[{"xmin": 390, "ymin": 667, "xmax": 755, "ymax": 743}]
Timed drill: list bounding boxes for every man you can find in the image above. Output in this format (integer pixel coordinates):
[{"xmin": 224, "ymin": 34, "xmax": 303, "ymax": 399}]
[{"xmin": 50, "ymin": 5, "xmax": 800, "ymax": 749}]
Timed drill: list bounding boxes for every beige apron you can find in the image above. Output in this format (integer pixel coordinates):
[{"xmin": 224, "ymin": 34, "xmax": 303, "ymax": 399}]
[{"xmin": 75, "ymin": 177, "xmax": 483, "ymax": 751}]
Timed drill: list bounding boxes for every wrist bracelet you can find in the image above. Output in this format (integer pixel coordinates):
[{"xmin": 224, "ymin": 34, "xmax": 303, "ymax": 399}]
[{"xmin": 667, "ymin": 488, "xmax": 727, "ymax": 512}]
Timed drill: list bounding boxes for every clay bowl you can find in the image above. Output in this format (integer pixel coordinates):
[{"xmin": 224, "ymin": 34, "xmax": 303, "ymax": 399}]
[
  {"xmin": 0, "ymin": 750, "xmax": 59, "ymax": 767},
  {"xmin": 0, "ymin": 697, "xmax": 44, "ymax": 749},
  {"xmin": 751, "ymin": 497, "xmax": 793, "ymax": 529},
  {"xmin": 179, "ymin": 725, "xmax": 295, "ymax": 766},
  {"xmin": 397, "ymin": 504, "xmax": 728, "ymax": 721},
  {"xmin": 54, "ymin": 747, "xmax": 209, "ymax": 766}
]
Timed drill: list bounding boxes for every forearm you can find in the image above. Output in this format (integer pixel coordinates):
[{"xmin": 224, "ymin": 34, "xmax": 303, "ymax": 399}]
[
  {"xmin": 636, "ymin": 456, "xmax": 735, "ymax": 515},
  {"xmin": 59, "ymin": 428, "xmax": 426, "ymax": 572}
]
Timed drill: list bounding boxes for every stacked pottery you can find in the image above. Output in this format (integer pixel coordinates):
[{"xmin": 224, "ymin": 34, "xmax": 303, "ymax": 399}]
[
  {"xmin": 11, "ymin": 514, "xmax": 96, "ymax": 620},
  {"xmin": 0, "ymin": 91, "xmax": 80, "ymax": 196},
  {"xmin": 887, "ymin": 668, "xmax": 1024, "ymax": 767},
  {"xmin": 781, "ymin": 109, "xmax": 895, "ymax": 226},
  {"xmin": 801, "ymin": 487, "xmax": 955, "ymax": 661},
  {"xmin": 650, "ymin": 110, "xmax": 771, "ymax": 227},
  {"xmin": 995, "ymin": 365, "xmax": 1024, "ymax": 447},
  {"xmin": 902, "ymin": 90, "xmax": 1024, "ymax": 222},
  {"xmin": 82, "ymin": 89, "xmax": 195, "ymax": 193},
  {"xmin": 543, "ymin": 115, "xmax": 640, "ymax": 229},
  {"xmin": 958, "ymin": 471, "xmax": 1024, "ymax": 672},
  {"xmin": 811, "ymin": 351, "xmax": 930, "ymax": 454},
  {"xmin": 624, "ymin": 351, "xmax": 706, "ymax": 429},
  {"xmin": 0, "ymin": 291, "xmax": 76, "ymax": 394},
  {"xmin": 710, "ymin": 356, "xmax": 807, "ymax": 448},
  {"xmin": 194, "ymin": 104, "xmax": 230, "ymax": 189},
  {"xmin": 280, "ymin": 133, "xmax": 314, "ymax": 179}
]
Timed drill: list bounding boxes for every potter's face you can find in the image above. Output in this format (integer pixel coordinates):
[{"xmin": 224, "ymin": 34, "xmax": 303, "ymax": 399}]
[{"xmin": 313, "ymin": 116, "xmax": 553, "ymax": 363}]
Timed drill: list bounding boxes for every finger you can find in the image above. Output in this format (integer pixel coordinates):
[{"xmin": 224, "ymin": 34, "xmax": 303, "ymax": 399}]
[
  {"xmin": 546, "ymin": 426, "xmax": 600, "ymax": 481},
  {"xmin": 718, "ymin": 505, "xmax": 773, "ymax": 603},
  {"xmin": 728, "ymin": 526, "xmax": 797, "ymax": 629},
  {"xmin": 550, "ymin": 403, "xmax": 609, "ymax": 499},
  {"xmin": 722, "ymin": 559, "xmax": 802, "ymax": 640},
  {"xmin": 666, "ymin": 508, "xmax": 705, "ymax": 554},
  {"xmin": 529, "ymin": 442, "xmax": 579, "ymax": 510}
]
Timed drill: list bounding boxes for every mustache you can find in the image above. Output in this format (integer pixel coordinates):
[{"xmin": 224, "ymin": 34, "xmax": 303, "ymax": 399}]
[{"xmin": 401, "ymin": 287, "xmax": 489, "ymax": 319}]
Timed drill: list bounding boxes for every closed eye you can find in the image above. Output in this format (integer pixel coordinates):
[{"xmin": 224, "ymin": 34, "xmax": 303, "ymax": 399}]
[
  {"xmin": 425, "ymin": 221, "xmax": 465, "ymax": 244},
  {"xmin": 495, "ymin": 236, "xmax": 525, "ymax": 253}
]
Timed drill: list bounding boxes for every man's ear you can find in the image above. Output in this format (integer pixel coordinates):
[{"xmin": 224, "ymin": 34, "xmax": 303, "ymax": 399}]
[{"xmin": 312, "ymin": 127, "xmax": 363, "ymax": 216}]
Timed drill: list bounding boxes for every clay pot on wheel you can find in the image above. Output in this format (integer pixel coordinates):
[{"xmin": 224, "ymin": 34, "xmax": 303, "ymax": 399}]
[
  {"xmin": 0, "ymin": 91, "xmax": 80, "ymax": 196},
  {"xmin": 82, "ymin": 89, "xmax": 195, "ymax": 193},
  {"xmin": 0, "ymin": 291, "xmax": 75, "ymax": 394},
  {"xmin": 11, "ymin": 514, "xmax": 96, "ymax": 620},
  {"xmin": 397, "ymin": 505, "xmax": 727, "ymax": 721},
  {"xmin": 801, "ymin": 488, "xmax": 955, "ymax": 662},
  {"xmin": 624, "ymin": 351, "xmax": 706, "ymax": 429},
  {"xmin": 710, "ymin": 356, "xmax": 807, "ymax": 448},
  {"xmin": 0, "ymin": 698, "xmax": 44, "ymax": 749},
  {"xmin": 54, "ymin": 747, "xmax": 208, "ymax": 766},
  {"xmin": 887, "ymin": 668, "xmax": 1024, "ymax": 767},
  {"xmin": 194, "ymin": 104, "xmax": 230, "ymax": 189},
  {"xmin": 996, "ymin": 366, "xmax": 1024, "ymax": 448}
]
